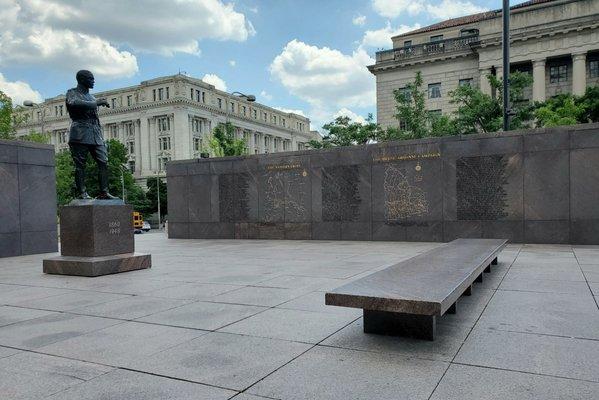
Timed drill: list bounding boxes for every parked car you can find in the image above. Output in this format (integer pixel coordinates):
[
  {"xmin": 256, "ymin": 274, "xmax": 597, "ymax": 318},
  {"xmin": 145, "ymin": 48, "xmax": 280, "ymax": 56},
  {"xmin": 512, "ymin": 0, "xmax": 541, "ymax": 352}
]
[{"xmin": 142, "ymin": 221, "xmax": 151, "ymax": 232}]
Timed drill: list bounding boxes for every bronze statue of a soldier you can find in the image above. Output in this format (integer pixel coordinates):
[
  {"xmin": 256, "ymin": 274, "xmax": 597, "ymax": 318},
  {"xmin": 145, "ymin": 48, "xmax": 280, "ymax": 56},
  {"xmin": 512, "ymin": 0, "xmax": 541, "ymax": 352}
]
[{"xmin": 66, "ymin": 70, "xmax": 118, "ymax": 200}]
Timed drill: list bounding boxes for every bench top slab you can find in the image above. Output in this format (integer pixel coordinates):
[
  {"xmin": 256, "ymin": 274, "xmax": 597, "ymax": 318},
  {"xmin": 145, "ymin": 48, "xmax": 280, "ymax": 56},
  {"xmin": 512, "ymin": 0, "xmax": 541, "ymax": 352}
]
[{"xmin": 325, "ymin": 238, "xmax": 507, "ymax": 316}]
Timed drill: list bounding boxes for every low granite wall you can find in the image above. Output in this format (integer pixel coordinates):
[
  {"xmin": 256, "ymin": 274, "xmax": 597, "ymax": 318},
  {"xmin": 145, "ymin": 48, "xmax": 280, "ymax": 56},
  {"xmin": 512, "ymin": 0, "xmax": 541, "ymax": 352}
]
[
  {"xmin": 166, "ymin": 123, "xmax": 599, "ymax": 244},
  {"xmin": 0, "ymin": 139, "xmax": 58, "ymax": 257}
]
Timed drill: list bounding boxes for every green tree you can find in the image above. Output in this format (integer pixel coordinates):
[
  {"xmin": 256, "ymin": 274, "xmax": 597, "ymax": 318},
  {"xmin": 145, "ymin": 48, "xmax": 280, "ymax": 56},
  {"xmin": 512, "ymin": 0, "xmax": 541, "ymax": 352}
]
[
  {"xmin": 578, "ymin": 85, "xmax": 599, "ymax": 123},
  {"xmin": 19, "ymin": 131, "xmax": 50, "ymax": 144},
  {"xmin": 208, "ymin": 122, "xmax": 246, "ymax": 157},
  {"xmin": 534, "ymin": 94, "xmax": 581, "ymax": 127},
  {"xmin": 307, "ymin": 114, "xmax": 379, "ymax": 149},
  {"xmin": 0, "ymin": 91, "xmax": 16, "ymax": 139},
  {"xmin": 449, "ymin": 71, "xmax": 534, "ymax": 134},
  {"xmin": 145, "ymin": 177, "xmax": 167, "ymax": 218},
  {"xmin": 393, "ymin": 71, "xmax": 430, "ymax": 139}
]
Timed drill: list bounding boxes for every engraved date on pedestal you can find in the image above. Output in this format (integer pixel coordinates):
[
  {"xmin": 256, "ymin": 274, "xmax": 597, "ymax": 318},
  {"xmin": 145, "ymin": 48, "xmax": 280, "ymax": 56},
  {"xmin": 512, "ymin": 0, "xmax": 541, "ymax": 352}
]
[{"xmin": 108, "ymin": 221, "xmax": 121, "ymax": 235}]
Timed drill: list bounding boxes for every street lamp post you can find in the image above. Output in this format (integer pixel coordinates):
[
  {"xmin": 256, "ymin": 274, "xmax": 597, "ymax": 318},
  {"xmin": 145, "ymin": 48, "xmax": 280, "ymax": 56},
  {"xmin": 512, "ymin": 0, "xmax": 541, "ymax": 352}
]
[
  {"xmin": 156, "ymin": 172, "xmax": 161, "ymax": 230},
  {"xmin": 23, "ymin": 100, "xmax": 46, "ymax": 135}
]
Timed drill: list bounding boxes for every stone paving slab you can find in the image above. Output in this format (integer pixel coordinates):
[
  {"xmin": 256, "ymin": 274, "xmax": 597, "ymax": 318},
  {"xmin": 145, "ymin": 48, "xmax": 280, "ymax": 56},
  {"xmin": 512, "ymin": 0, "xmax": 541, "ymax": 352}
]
[
  {"xmin": 0, "ymin": 352, "xmax": 113, "ymax": 400},
  {"xmin": 220, "ymin": 307, "xmax": 358, "ymax": 344},
  {"xmin": 137, "ymin": 301, "xmax": 266, "ymax": 330},
  {"xmin": 476, "ymin": 290, "xmax": 599, "ymax": 339},
  {"xmin": 455, "ymin": 327, "xmax": 599, "ymax": 381},
  {"xmin": 248, "ymin": 345, "xmax": 448, "ymax": 400},
  {"xmin": 47, "ymin": 369, "xmax": 236, "ymax": 400},
  {"xmin": 133, "ymin": 332, "xmax": 311, "ymax": 391},
  {"xmin": 1, "ymin": 234, "xmax": 598, "ymax": 399},
  {"xmin": 430, "ymin": 364, "xmax": 599, "ymax": 400},
  {"xmin": 40, "ymin": 321, "xmax": 204, "ymax": 366}
]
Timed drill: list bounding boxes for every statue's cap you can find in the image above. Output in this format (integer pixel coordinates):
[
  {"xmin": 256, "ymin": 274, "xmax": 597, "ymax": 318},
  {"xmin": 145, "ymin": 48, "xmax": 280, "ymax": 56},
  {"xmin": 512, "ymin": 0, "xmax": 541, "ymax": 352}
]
[{"xmin": 76, "ymin": 70, "xmax": 93, "ymax": 82}]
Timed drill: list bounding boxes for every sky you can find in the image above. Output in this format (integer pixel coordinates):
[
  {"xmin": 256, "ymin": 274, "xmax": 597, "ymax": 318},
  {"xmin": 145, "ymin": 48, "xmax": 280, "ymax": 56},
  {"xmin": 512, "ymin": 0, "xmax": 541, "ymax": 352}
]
[{"xmin": 0, "ymin": 0, "xmax": 529, "ymax": 131}]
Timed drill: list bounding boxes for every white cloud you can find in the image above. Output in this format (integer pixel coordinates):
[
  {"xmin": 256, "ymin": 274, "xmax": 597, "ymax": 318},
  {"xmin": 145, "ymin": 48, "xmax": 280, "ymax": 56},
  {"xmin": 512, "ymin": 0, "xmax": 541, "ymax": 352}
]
[
  {"xmin": 274, "ymin": 107, "xmax": 306, "ymax": 117},
  {"xmin": 372, "ymin": 0, "xmax": 425, "ymax": 18},
  {"xmin": 202, "ymin": 73, "xmax": 227, "ymax": 91},
  {"xmin": 0, "ymin": 0, "xmax": 255, "ymax": 78},
  {"xmin": 372, "ymin": 0, "xmax": 487, "ymax": 20},
  {"xmin": 270, "ymin": 39, "xmax": 375, "ymax": 131},
  {"xmin": 229, "ymin": 60, "xmax": 236, "ymax": 67},
  {"xmin": 426, "ymin": 0, "xmax": 488, "ymax": 19},
  {"xmin": 360, "ymin": 22, "xmax": 421, "ymax": 49},
  {"xmin": 352, "ymin": 15, "xmax": 367, "ymax": 26},
  {"xmin": 0, "ymin": 73, "xmax": 43, "ymax": 105},
  {"xmin": 260, "ymin": 90, "xmax": 273, "ymax": 101},
  {"xmin": 333, "ymin": 108, "xmax": 367, "ymax": 124}
]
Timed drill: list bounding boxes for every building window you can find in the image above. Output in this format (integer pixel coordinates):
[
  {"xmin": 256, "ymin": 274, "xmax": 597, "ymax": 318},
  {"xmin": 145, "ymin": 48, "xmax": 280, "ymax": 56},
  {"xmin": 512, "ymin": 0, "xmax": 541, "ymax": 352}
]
[
  {"xmin": 282, "ymin": 118, "xmax": 286, "ymax": 127},
  {"xmin": 399, "ymin": 120, "xmax": 407, "ymax": 130},
  {"xmin": 153, "ymin": 89, "xmax": 156, "ymax": 101},
  {"xmin": 430, "ymin": 35, "xmax": 443, "ymax": 42},
  {"xmin": 127, "ymin": 95, "xmax": 132, "ymax": 106},
  {"xmin": 128, "ymin": 160, "xmax": 135, "ymax": 172},
  {"xmin": 56, "ymin": 130, "xmax": 68, "ymax": 144},
  {"xmin": 60, "ymin": 105, "xmax": 63, "ymax": 115},
  {"xmin": 590, "ymin": 60, "xmax": 599, "ymax": 78},
  {"xmin": 158, "ymin": 156, "xmax": 170, "ymax": 171},
  {"xmin": 460, "ymin": 28, "xmax": 478, "ymax": 37},
  {"xmin": 158, "ymin": 88, "xmax": 164, "ymax": 101},
  {"xmin": 193, "ymin": 136, "xmax": 203, "ymax": 152},
  {"xmin": 157, "ymin": 117, "xmax": 170, "ymax": 132},
  {"xmin": 428, "ymin": 109, "xmax": 442, "ymax": 120},
  {"xmin": 272, "ymin": 115, "xmax": 277, "ymax": 124},
  {"xmin": 218, "ymin": 98, "xmax": 222, "ymax": 109},
  {"xmin": 109, "ymin": 125, "xmax": 118, "ymax": 138},
  {"xmin": 253, "ymin": 109, "xmax": 257, "ymax": 119},
  {"xmin": 159, "ymin": 136, "xmax": 171, "ymax": 151},
  {"xmin": 192, "ymin": 119, "xmax": 202, "ymax": 133},
  {"xmin": 550, "ymin": 65, "xmax": 568, "ymax": 83},
  {"xmin": 124, "ymin": 123, "xmax": 134, "ymax": 137},
  {"xmin": 166, "ymin": 87, "xmax": 170, "ymax": 99},
  {"xmin": 459, "ymin": 78, "xmax": 473, "ymax": 87},
  {"xmin": 190, "ymin": 88, "xmax": 194, "ymax": 99},
  {"xmin": 263, "ymin": 112, "xmax": 267, "ymax": 121},
  {"xmin": 230, "ymin": 102, "xmax": 235, "ymax": 112},
  {"xmin": 242, "ymin": 106, "xmax": 247, "ymax": 116},
  {"xmin": 428, "ymin": 83, "xmax": 442, "ymax": 98},
  {"xmin": 397, "ymin": 87, "xmax": 411, "ymax": 101},
  {"xmin": 127, "ymin": 141, "xmax": 135, "ymax": 154},
  {"xmin": 111, "ymin": 98, "xmax": 117, "ymax": 108},
  {"xmin": 403, "ymin": 40, "xmax": 412, "ymax": 47}
]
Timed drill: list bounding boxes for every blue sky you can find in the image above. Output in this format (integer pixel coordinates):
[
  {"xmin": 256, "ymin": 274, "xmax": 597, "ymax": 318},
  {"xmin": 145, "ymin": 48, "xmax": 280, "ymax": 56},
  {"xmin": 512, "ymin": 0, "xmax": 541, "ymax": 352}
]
[{"xmin": 0, "ymin": 0, "xmax": 528, "ymax": 130}]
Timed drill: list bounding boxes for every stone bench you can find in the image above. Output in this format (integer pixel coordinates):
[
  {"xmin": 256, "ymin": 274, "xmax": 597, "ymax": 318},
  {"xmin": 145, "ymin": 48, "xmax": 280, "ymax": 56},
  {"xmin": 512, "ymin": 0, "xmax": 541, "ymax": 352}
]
[{"xmin": 325, "ymin": 238, "xmax": 507, "ymax": 341}]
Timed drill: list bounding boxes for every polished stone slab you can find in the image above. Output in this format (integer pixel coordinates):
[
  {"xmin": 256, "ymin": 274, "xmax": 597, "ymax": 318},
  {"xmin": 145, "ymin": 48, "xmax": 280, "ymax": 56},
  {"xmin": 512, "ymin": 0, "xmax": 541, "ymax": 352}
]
[
  {"xmin": 325, "ymin": 238, "xmax": 506, "ymax": 340},
  {"xmin": 43, "ymin": 253, "xmax": 151, "ymax": 277}
]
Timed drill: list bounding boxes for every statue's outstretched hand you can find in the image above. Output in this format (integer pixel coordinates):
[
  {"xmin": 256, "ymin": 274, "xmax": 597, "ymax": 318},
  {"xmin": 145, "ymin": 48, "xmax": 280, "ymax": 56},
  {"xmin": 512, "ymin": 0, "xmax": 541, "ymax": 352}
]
[{"xmin": 97, "ymin": 98, "xmax": 110, "ymax": 108}]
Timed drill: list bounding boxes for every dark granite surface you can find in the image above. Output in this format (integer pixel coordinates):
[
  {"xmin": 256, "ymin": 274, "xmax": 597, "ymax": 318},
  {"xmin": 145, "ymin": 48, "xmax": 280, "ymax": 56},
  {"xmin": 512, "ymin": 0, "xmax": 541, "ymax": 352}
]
[
  {"xmin": 0, "ymin": 140, "xmax": 57, "ymax": 258},
  {"xmin": 324, "ymin": 238, "xmax": 507, "ymax": 316},
  {"xmin": 167, "ymin": 123, "xmax": 599, "ymax": 244},
  {"xmin": 43, "ymin": 252, "xmax": 151, "ymax": 277}
]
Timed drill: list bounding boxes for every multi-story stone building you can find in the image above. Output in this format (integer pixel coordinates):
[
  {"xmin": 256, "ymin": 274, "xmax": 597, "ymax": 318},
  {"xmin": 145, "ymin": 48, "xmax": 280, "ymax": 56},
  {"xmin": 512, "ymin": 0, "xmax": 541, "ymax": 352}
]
[
  {"xmin": 16, "ymin": 74, "xmax": 318, "ymax": 181},
  {"xmin": 369, "ymin": 0, "xmax": 599, "ymax": 128}
]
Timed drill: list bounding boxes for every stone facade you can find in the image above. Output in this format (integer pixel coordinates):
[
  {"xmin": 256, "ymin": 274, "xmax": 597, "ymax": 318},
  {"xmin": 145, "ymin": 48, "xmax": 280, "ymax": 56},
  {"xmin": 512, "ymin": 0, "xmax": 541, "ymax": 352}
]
[
  {"xmin": 0, "ymin": 139, "xmax": 58, "ymax": 257},
  {"xmin": 370, "ymin": 0, "xmax": 599, "ymax": 128},
  {"xmin": 166, "ymin": 123, "xmax": 599, "ymax": 245},
  {"xmin": 16, "ymin": 74, "xmax": 319, "ymax": 182}
]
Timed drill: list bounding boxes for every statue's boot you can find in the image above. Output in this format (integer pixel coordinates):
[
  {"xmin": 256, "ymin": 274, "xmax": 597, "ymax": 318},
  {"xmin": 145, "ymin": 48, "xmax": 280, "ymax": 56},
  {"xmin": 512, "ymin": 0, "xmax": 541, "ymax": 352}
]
[
  {"xmin": 97, "ymin": 165, "xmax": 119, "ymax": 200},
  {"xmin": 74, "ymin": 167, "xmax": 91, "ymax": 199}
]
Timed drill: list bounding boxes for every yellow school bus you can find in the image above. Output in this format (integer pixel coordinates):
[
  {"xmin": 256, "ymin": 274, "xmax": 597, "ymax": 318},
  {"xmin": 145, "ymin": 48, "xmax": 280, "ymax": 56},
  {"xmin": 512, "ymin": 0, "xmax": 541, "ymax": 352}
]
[{"xmin": 133, "ymin": 212, "xmax": 143, "ymax": 229}]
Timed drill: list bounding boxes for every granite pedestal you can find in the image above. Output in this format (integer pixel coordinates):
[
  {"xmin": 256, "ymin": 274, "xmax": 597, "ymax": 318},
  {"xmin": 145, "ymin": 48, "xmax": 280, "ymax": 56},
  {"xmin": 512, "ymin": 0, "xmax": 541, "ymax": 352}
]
[{"xmin": 43, "ymin": 199, "xmax": 151, "ymax": 277}]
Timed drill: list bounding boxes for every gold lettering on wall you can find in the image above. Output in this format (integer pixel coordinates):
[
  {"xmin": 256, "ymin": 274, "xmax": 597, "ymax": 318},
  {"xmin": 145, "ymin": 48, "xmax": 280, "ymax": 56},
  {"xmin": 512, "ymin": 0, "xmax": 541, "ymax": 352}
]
[
  {"xmin": 266, "ymin": 163, "xmax": 302, "ymax": 171},
  {"xmin": 373, "ymin": 152, "xmax": 441, "ymax": 163}
]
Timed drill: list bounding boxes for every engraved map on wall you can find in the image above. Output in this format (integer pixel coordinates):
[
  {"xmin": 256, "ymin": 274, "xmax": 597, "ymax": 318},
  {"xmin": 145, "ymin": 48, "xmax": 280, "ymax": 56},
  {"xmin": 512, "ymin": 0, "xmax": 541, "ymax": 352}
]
[
  {"xmin": 234, "ymin": 173, "xmax": 251, "ymax": 221},
  {"xmin": 262, "ymin": 170, "xmax": 307, "ymax": 222},
  {"xmin": 384, "ymin": 163, "xmax": 428, "ymax": 222},
  {"xmin": 322, "ymin": 166, "xmax": 361, "ymax": 222},
  {"xmin": 456, "ymin": 155, "xmax": 508, "ymax": 220}
]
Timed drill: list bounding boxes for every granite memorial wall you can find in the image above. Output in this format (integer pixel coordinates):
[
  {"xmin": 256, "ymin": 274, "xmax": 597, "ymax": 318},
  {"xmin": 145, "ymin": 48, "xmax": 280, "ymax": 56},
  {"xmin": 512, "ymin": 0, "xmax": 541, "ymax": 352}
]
[
  {"xmin": 0, "ymin": 139, "xmax": 58, "ymax": 257},
  {"xmin": 166, "ymin": 123, "xmax": 599, "ymax": 244}
]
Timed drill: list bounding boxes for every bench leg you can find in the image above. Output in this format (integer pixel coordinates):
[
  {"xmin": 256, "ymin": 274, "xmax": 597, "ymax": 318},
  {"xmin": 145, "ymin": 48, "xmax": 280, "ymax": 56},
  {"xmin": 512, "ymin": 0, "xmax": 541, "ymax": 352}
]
[
  {"xmin": 492, "ymin": 257, "xmax": 498, "ymax": 265},
  {"xmin": 363, "ymin": 310, "xmax": 436, "ymax": 341},
  {"xmin": 475, "ymin": 273, "xmax": 483, "ymax": 283},
  {"xmin": 484, "ymin": 264, "xmax": 491, "ymax": 273},
  {"xmin": 463, "ymin": 285, "xmax": 472, "ymax": 296},
  {"xmin": 446, "ymin": 302, "xmax": 457, "ymax": 315}
]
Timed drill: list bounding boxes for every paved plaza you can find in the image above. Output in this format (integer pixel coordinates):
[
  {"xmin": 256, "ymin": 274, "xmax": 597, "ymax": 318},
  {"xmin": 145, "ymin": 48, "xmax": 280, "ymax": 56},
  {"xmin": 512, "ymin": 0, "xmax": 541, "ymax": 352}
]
[{"xmin": 1, "ymin": 233, "xmax": 599, "ymax": 399}]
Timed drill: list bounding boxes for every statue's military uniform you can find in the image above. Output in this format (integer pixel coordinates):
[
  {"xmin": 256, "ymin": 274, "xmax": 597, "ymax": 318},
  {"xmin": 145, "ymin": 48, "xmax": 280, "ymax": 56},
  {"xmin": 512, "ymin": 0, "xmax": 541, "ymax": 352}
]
[{"xmin": 66, "ymin": 85, "xmax": 109, "ymax": 196}]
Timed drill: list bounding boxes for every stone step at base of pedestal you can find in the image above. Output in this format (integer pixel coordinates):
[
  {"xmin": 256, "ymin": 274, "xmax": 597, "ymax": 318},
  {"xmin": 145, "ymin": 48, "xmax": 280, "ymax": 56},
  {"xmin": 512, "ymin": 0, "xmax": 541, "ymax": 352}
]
[{"xmin": 43, "ymin": 252, "xmax": 151, "ymax": 277}]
